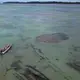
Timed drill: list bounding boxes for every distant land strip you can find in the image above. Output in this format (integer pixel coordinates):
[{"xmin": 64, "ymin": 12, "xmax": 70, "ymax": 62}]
[{"xmin": 2, "ymin": 1, "xmax": 80, "ymax": 4}]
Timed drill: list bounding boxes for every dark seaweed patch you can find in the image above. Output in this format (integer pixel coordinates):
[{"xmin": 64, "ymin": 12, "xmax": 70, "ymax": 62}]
[
  {"xmin": 66, "ymin": 62, "xmax": 80, "ymax": 72},
  {"xmin": 23, "ymin": 65, "xmax": 50, "ymax": 80},
  {"xmin": 36, "ymin": 33, "xmax": 69, "ymax": 43},
  {"xmin": 11, "ymin": 60, "xmax": 22, "ymax": 71}
]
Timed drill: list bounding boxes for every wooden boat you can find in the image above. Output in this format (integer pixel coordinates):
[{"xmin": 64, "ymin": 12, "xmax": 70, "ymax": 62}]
[{"xmin": 0, "ymin": 44, "xmax": 12, "ymax": 55}]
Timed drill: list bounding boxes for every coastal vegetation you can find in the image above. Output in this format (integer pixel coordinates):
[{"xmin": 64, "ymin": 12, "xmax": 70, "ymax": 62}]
[{"xmin": 3, "ymin": 1, "xmax": 80, "ymax": 4}]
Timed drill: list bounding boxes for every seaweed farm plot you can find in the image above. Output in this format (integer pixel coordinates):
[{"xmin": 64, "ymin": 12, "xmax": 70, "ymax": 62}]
[
  {"xmin": 67, "ymin": 45, "xmax": 80, "ymax": 73},
  {"xmin": 0, "ymin": 42, "xmax": 72, "ymax": 80}
]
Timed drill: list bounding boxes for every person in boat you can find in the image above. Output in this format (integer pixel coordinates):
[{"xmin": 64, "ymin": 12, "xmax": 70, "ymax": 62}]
[{"xmin": 0, "ymin": 48, "xmax": 4, "ymax": 53}]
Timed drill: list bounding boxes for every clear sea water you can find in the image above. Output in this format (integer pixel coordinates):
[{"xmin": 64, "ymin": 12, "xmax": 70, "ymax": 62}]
[{"xmin": 0, "ymin": 4, "xmax": 80, "ymax": 80}]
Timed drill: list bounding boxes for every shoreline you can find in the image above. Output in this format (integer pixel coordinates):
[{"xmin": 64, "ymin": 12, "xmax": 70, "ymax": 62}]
[{"xmin": 2, "ymin": 1, "xmax": 80, "ymax": 4}]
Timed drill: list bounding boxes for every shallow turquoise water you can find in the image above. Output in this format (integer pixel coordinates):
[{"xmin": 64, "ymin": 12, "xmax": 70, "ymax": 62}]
[{"xmin": 0, "ymin": 4, "xmax": 80, "ymax": 80}]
